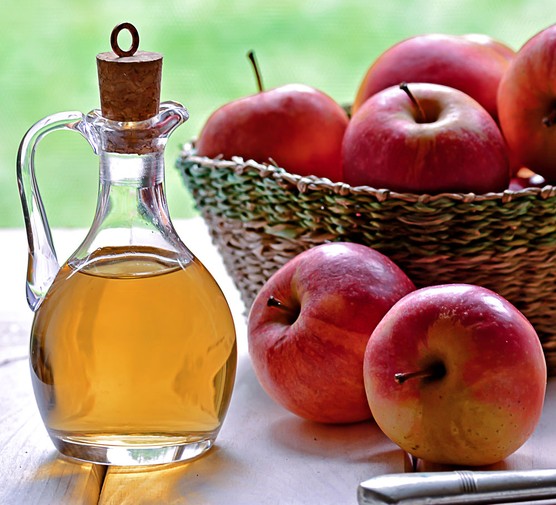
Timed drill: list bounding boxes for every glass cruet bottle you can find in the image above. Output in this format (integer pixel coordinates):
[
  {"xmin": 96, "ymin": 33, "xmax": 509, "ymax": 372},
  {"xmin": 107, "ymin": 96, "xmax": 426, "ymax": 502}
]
[{"xmin": 16, "ymin": 23, "xmax": 237, "ymax": 466}]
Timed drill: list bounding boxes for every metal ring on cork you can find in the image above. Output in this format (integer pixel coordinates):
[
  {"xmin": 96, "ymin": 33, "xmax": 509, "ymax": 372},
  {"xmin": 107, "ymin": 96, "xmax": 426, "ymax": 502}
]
[{"xmin": 110, "ymin": 22, "xmax": 140, "ymax": 57}]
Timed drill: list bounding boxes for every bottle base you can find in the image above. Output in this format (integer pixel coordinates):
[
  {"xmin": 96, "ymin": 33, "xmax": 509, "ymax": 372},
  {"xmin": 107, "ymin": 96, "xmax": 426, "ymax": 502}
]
[{"xmin": 50, "ymin": 431, "xmax": 217, "ymax": 466}]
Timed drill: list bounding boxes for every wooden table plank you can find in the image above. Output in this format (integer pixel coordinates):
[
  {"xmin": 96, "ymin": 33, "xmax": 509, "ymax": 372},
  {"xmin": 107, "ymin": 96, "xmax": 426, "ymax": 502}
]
[
  {"xmin": 99, "ymin": 354, "xmax": 404, "ymax": 505},
  {"xmin": 0, "ymin": 318, "xmax": 105, "ymax": 505}
]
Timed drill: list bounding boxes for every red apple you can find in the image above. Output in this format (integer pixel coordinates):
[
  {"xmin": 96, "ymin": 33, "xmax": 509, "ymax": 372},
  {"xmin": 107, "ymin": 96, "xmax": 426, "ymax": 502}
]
[
  {"xmin": 247, "ymin": 242, "xmax": 415, "ymax": 424},
  {"xmin": 196, "ymin": 52, "xmax": 348, "ymax": 181},
  {"xmin": 461, "ymin": 33, "xmax": 515, "ymax": 62},
  {"xmin": 497, "ymin": 24, "xmax": 556, "ymax": 183},
  {"xmin": 352, "ymin": 34, "xmax": 513, "ymax": 122},
  {"xmin": 364, "ymin": 284, "xmax": 547, "ymax": 466},
  {"xmin": 342, "ymin": 82, "xmax": 510, "ymax": 193}
]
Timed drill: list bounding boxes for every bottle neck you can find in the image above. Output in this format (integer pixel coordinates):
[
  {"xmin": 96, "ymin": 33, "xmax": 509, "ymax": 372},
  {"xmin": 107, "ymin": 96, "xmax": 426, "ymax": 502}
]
[
  {"xmin": 100, "ymin": 150, "xmax": 165, "ymax": 187},
  {"xmin": 98, "ymin": 149, "xmax": 170, "ymax": 225},
  {"xmin": 71, "ymin": 148, "xmax": 189, "ymax": 263}
]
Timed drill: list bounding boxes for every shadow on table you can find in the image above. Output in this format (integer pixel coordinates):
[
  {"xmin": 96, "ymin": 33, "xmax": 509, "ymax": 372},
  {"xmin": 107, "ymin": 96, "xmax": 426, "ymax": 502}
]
[{"xmin": 269, "ymin": 413, "xmax": 399, "ymax": 466}]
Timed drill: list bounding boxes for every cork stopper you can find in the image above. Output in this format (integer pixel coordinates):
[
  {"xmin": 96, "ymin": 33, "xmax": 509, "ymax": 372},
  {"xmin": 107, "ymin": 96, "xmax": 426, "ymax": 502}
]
[{"xmin": 97, "ymin": 23, "xmax": 162, "ymax": 121}]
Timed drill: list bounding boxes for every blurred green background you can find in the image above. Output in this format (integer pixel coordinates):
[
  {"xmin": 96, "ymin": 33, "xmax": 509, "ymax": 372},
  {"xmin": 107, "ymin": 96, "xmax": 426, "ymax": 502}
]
[{"xmin": 1, "ymin": 0, "xmax": 555, "ymax": 228}]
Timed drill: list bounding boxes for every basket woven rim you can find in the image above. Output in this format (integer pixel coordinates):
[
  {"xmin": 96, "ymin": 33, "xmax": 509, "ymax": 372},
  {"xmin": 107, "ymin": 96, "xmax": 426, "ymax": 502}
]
[{"xmin": 179, "ymin": 142, "xmax": 556, "ymax": 205}]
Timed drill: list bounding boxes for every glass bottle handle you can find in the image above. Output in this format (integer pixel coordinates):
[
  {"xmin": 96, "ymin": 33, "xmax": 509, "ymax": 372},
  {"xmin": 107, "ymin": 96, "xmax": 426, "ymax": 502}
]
[{"xmin": 16, "ymin": 111, "xmax": 88, "ymax": 311}]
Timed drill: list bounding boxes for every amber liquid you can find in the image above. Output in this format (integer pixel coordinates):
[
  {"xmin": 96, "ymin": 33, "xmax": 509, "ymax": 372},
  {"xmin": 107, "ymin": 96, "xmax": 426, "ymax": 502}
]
[{"xmin": 30, "ymin": 246, "xmax": 236, "ymax": 464}]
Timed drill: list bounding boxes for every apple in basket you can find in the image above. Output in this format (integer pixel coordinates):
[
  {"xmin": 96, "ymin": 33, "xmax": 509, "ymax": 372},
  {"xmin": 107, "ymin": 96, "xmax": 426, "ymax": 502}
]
[
  {"xmin": 461, "ymin": 33, "xmax": 516, "ymax": 63},
  {"xmin": 498, "ymin": 23, "xmax": 556, "ymax": 183},
  {"xmin": 195, "ymin": 51, "xmax": 349, "ymax": 181},
  {"xmin": 342, "ymin": 82, "xmax": 510, "ymax": 193},
  {"xmin": 364, "ymin": 284, "xmax": 547, "ymax": 466},
  {"xmin": 351, "ymin": 33, "xmax": 515, "ymax": 122},
  {"xmin": 247, "ymin": 242, "xmax": 415, "ymax": 424}
]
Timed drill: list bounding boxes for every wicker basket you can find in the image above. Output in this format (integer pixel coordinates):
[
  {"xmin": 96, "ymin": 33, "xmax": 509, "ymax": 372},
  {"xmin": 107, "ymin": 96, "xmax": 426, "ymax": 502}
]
[{"xmin": 176, "ymin": 144, "xmax": 556, "ymax": 374}]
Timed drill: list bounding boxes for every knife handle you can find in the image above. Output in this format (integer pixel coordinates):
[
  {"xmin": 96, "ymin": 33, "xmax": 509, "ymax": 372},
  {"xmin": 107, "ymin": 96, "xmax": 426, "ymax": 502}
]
[{"xmin": 358, "ymin": 469, "xmax": 556, "ymax": 504}]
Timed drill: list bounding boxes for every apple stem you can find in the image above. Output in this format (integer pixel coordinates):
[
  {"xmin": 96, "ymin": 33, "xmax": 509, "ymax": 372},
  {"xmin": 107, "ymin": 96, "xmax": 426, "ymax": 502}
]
[
  {"xmin": 267, "ymin": 295, "xmax": 289, "ymax": 311},
  {"xmin": 247, "ymin": 50, "xmax": 264, "ymax": 93},
  {"xmin": 399, "ymin": 82, "xmax": 426, "ymax": 123},
  {"xmin": 394, "ymin": 362, "xmax": 446, "ymax": 385},
  {"xmin": 543, "ymin": 110, "xmax": 556, "ymax": 127}
]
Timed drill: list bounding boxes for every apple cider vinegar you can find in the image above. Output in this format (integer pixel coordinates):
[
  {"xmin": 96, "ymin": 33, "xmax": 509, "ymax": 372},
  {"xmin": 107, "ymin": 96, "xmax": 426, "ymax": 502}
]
[
  {"xmin": 30, "ymin": 246, "xmax": 237, "ymax": 464},
  {"xmin": 17, "ymin": 23, "xmax": 239, "ymax": 465}
]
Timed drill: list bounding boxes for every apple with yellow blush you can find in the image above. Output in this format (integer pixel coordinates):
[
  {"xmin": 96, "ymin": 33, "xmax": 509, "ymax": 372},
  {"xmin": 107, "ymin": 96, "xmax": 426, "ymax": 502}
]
[{"xmin": 363, "ymin": 284, "xmax": 547, "ymax": 466}]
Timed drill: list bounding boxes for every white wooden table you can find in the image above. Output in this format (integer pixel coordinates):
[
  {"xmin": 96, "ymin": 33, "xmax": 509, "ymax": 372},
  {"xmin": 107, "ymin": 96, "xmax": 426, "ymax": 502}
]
[{"xmin": 1, "ymin": 218, "xmax": 556, "ymax": 504}]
